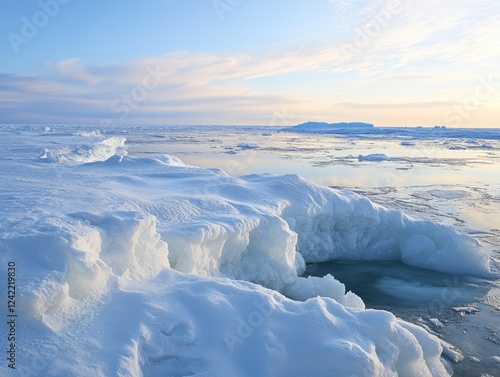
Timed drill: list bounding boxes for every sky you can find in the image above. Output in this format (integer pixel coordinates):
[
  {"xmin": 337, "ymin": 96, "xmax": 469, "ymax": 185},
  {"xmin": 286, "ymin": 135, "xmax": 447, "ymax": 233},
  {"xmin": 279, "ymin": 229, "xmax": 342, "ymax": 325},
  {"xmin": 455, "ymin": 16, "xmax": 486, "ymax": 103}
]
[{"xmin": 1, "ymin": 0, "xmax": 499, "ymax": 127}]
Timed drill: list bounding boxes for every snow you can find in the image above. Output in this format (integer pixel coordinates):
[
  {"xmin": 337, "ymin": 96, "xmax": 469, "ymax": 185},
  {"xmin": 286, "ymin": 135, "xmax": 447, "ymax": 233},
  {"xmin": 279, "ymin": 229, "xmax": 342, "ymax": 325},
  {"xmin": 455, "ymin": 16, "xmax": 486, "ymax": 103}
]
[
  {"xmin": 401, "ymin": 141, "xmax": 416, "ymax": 146},
  {"xmin": 237, "ymin": 142, "xmax": 259, "ymax": 149},
  {"xmin": 358, "ymin": 153, "xmax": 389, "ymax": 162},
  {"xmin": 429, "ymin": 318, "xmax": 445, "ymax": 329},
  {"xmin": 9, "ymin": 271, "xmax": 449, "ymax": 376},
  {"xmin": 1, "ymin": 126, "xmax": 497, "ymax": 376},
  {"xmin": 483, "ymin": 293, "xmax": 500, "ymax": 309},
  {"xmin": 39, "ymin": 136, "xmax": 127, "ymax": 164},
  {"xmin": 428, "ymin": 189, "xmax": 468, "ymax": 199},
  {"xmin": 480, "ymin": 143, "xmax": 493, "ymax": 149},
  {"xmin": 452, "ymin": 306, "xmax": 480, "ymax": 314},
  {"xmin": 440, "ymin": 340, "xmax": 464, "ymax": 363}
]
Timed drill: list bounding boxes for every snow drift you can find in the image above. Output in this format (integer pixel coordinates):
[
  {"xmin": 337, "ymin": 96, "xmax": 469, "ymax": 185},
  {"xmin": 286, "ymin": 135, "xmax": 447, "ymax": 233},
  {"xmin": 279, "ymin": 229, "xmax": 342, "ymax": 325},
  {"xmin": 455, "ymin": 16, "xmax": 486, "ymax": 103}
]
[{"xmin": 40, "ymin": 136, "xmax": 127, "ymax": 164}]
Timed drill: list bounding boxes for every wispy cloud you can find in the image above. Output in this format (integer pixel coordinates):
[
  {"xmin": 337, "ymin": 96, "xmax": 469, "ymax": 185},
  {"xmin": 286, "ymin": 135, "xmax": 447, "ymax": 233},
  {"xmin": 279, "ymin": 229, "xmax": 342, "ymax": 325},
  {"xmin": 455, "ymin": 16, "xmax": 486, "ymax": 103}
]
[
  {"xmin": 0, "ymin": 56, "xmax": 312, "ymax": 124},
  {"xmin": 52, "ymin": 59, "xmax": 105, "ymax": 85},
  {"xmin": 334, "ymin": 101, "xmax": 457, "ymax": 109}
]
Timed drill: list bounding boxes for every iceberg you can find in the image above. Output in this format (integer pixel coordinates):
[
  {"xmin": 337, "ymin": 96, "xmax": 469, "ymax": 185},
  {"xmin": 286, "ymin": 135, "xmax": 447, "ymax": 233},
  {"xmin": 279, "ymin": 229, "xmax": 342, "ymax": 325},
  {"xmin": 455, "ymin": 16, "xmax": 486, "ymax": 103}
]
[{"xmin": 1, "ymin": 128, "xmax": 496, "ymax": 376}]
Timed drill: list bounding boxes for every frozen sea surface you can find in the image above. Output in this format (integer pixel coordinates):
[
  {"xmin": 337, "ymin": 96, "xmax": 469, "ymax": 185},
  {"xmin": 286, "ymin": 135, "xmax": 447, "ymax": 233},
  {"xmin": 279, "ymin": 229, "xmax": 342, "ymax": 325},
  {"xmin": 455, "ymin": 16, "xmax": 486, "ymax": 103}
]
[
  {"xmin": 121, "ymin": 124, "xmax": 500, "ymax": 247},
  {"xmin": 1, "ymin": 124, "xmax": 499, "ymax": 376},
  {"xmin": 124, "ymin": 123, "xmax": 500, "ymax": 376}
]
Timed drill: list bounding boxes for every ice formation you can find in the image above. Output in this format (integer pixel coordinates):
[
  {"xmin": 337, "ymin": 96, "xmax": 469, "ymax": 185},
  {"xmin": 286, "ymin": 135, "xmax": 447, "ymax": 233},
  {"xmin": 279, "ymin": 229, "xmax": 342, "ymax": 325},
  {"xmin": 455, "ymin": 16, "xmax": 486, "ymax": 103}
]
[
  {"xmin": 236, "ymin": 142, "xmax": 259, "ymax": 149},
  {"xmin": 1, "ymin": 127, "xmax": 497, "ymax": 376},
  {"xmin": 358, "ymin": 153, "xmax": 389, "ymax": 162}
]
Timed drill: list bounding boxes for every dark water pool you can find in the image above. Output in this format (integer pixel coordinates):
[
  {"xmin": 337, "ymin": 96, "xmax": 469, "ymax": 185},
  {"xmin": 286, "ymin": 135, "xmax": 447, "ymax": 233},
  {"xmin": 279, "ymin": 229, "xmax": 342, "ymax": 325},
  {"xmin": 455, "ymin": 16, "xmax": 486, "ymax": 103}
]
[{"xmin": 304, "ymin": 261, "xmax": 500, "ymax": 376}]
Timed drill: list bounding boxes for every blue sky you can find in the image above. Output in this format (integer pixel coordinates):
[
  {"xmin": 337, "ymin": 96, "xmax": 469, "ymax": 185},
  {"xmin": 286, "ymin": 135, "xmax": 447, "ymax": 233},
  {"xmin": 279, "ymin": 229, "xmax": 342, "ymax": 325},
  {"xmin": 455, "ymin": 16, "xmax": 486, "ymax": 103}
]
[{"xmin": 1, "ymin": 0, "xmax": 499, "ymax": 127}]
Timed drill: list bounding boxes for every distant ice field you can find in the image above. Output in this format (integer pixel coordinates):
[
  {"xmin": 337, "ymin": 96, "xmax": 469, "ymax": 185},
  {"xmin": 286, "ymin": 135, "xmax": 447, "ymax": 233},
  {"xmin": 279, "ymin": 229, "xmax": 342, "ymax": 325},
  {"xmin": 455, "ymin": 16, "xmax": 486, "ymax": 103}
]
[
  {"xmin": 122, "ymin": 125, "xmax": 500, "ymax": 247},
  {"xmin": 1, "ymin": 123, "xmax": 499, "ymax": 376}
]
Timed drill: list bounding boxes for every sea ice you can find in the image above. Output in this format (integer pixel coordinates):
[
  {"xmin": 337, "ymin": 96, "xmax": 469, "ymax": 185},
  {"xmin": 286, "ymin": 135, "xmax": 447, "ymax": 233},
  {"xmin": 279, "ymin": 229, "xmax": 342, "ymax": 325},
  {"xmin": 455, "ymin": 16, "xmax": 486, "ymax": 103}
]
[
  {"xmin": 40, "ymin": 136, "xmax": 127, "ymax": 164},
  {"xmin": 429, "ymin": 318, "xmax": 445, "ymax": 329},
  {"xmin": 237, "ymin": 142, "xmax": 259, "ymax": 149},
  {"xmin": 468, "ymin": 356, "xmax": 481, "ymax": 363},
  {"xmin": 440, "ymin": 339, "xmax": 464, "ymax": 363},
  {"xmin": 286, "ymin": 121, "xmax": 375, "ymax": 133},
  {"xmin": 1, "ymin": 127, "xmax": 497, "ymax": 376},
  {"xmin": 358, "ymin": 153, "xmax": 389, "ymax": 162},
  {"xmin": 283, "ymin": 122, "xmax": 500, "ymax": 141},
  {"xmin": 452, "ymin": 306, "xmax": 480, "ymax": 314},
  {"xmin": 428, "ymin": 189, "xmax": 468, "ymax": 199}
]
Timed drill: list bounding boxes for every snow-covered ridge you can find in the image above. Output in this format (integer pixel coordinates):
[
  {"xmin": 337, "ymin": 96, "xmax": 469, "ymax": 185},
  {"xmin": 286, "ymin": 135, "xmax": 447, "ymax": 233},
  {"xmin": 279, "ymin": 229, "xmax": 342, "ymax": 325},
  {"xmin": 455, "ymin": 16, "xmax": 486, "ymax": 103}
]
[
  {"xmin": 40, "ymin": 135, "xmax": 127, "ymax": 164},
  {"xmin": 1, "ymin": 128, "xmax": 496, "ymax": 376}
]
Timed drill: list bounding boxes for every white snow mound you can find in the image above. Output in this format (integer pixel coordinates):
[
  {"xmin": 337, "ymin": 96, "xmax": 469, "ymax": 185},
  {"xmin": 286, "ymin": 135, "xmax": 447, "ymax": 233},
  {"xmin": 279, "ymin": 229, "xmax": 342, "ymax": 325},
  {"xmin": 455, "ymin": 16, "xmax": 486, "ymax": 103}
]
[{"xmin": 40, "ymin": 136, "xmax": 127, "ymax": 164}]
